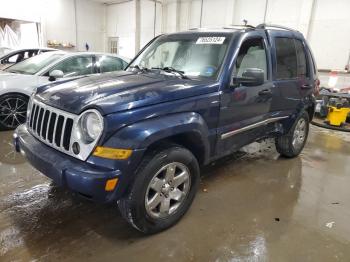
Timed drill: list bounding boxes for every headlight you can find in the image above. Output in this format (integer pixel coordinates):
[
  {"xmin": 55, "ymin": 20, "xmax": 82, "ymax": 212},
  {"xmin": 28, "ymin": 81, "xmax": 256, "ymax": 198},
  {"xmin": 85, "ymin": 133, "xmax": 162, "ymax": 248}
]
[{"xmin": 78, "ymin": 110, "xmax": 103, "ymax": 144}]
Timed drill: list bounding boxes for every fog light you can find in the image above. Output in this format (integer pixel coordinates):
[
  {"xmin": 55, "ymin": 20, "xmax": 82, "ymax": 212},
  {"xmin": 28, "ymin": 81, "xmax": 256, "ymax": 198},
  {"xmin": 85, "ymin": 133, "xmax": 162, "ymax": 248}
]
[
  {"xmin": 105, "ymin": 178, "xmax": 118, "ymax": 191},
  {"xmin": 72, "ymin": 142, "xmax": 80, "ymax": 155},
  {"xmin": 93, "ymin": 147, "xmax": 132, "ymax": 160}
]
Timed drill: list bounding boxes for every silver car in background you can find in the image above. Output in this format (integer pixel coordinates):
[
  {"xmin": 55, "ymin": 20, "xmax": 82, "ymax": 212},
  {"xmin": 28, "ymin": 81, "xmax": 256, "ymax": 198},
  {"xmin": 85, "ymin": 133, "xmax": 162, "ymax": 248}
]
[{"xmin": 0, "ymin": 51, "xmax": 130, "ymax": 130}]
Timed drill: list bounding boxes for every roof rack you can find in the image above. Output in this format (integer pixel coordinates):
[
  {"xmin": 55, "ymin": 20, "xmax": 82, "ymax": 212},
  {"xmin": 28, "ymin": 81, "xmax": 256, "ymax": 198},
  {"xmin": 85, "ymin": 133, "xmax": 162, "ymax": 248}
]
[
  {"xmin": 256, "ymin": 23, "xmax": 298, "ymax": 32},
  {"xmin": 224, "ymin": 24, "xmax": 255, "ymax": 30},
  {"xmin": 188, "ymin": 27, "xmax": 210, "ymax": 31}
]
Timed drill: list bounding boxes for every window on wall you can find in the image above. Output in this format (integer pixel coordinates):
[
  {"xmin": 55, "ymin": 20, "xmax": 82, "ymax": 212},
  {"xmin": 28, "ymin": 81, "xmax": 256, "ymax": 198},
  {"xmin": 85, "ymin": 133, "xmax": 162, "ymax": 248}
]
[{"xmin": 275, "ymin": 37, "xmax": 298, "ymax": 80}]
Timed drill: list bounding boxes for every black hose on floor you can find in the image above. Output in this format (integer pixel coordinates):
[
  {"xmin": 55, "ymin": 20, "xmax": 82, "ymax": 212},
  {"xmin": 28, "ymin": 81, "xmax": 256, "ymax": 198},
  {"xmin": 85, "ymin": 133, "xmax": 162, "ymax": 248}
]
[{"xmin": 311, "ymin": 120, "xmax": 350, "ymax": 132}]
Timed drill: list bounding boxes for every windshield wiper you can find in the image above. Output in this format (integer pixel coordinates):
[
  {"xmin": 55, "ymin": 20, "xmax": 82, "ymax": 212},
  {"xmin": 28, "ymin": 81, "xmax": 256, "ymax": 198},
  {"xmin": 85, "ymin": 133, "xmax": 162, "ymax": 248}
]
[{"xmin": 151, "ymin": 67, "xmax": 189, "ymax": 79}]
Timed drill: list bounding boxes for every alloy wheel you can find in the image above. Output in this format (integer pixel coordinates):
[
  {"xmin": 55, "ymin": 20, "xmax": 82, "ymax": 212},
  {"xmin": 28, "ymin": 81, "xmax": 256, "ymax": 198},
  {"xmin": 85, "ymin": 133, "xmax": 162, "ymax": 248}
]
[
  {"xmin": 0, "ymin": 97, "xmax": 27, "ymax": 129},
  {"xmin": 292, "ymin": 118, "xmax": 307, "ymax": 150},
  {"xmin": 145, "ymin": 162, "xmax": 191, "ymax": 219}
]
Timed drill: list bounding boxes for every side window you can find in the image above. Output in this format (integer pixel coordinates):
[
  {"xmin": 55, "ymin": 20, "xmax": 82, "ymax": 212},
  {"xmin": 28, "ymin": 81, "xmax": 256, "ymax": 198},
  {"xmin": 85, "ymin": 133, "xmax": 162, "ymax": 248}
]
[
  {"xmin": 294, "ymin": 39, "xmax": 308, "ymax": 78},
  {"xmin": 97, "ymin": 56, "xmax": 124, "ymax": 73},
  {"xmin": 23, "ymin": 51, "xmax": 30, "ymax": 59},
  {"xmin": 8, "ymin": 54, "xmax": 19, "ymax": 63},
  {"xmin": 307, "ymin": 45, "xmax": 317, "ymax": 75},
  {"xmin": 233, "ymin": 37, "xmax": 268, "ymax": 81},
  {"xmin": 50, "ymin": 56, "xmax": 94, "ymax": 77},
  {"xmin": 8, "ymin": 52, "xmax": 25, "ymax": 64},
  {"xmin": 275, "ymin": 38, "xmax": 297, "ymax": 80}
]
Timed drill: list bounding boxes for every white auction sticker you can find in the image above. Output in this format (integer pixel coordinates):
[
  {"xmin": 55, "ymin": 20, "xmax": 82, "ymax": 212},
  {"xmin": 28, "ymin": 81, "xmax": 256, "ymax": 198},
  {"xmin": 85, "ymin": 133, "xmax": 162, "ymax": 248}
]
[{"xmin": 196, "ymin": 37, "xmax": 226, "ymax": 44}]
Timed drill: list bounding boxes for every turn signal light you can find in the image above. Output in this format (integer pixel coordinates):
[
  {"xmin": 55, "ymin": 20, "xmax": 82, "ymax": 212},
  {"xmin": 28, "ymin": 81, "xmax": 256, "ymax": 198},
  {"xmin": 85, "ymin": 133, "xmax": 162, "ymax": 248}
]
[
  {"xmin": 105, "ymin": 178, "xmax": 118, "ymax": 191},
  {"xmin": 93, "ymin": 146, "xmax": 132, "ymax": 160}
]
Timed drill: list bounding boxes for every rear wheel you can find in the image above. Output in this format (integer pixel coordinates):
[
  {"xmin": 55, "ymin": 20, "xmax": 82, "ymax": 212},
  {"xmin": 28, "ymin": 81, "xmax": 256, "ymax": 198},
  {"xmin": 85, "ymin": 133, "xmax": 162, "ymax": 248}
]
[
  {"xmin": 118, "ymin": 145, "xmax": 200, "ymax": 234},
  {"xmin": 275, "ymin": 111, "xmax": 309, "ymax": 158},
  {"xmin": 0, "ymin": 94, "xmax": 28, "ymax": 131}
]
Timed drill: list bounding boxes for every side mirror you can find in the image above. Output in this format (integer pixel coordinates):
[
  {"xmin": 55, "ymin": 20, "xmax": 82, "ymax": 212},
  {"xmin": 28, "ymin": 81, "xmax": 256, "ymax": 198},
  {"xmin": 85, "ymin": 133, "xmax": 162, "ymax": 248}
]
[
  {"xmin": 49, "ymin": 70, "xmax": 64, "ymax": 81},
  {"xmin": 232, "ymin": 68, "xmax": 265, "ymax": 87}
]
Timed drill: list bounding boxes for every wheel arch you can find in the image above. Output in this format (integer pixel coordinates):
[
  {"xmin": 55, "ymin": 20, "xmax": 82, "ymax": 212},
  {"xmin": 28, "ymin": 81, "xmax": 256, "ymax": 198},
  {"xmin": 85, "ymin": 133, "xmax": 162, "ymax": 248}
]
[
  {"xmin": 0, "ymin": 92, "xmax": 30, "ymax": 100},
  {"xmin": 102, "ymin": 112, "xmax": 211, "ymax": 166}
]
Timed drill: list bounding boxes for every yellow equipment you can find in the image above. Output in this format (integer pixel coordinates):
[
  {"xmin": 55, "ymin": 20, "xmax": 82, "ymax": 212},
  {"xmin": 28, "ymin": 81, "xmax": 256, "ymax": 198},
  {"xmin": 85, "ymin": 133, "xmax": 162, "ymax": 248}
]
[{"xmin": 326, "ymin": 106, "xmax": 350, "ymax": 126}]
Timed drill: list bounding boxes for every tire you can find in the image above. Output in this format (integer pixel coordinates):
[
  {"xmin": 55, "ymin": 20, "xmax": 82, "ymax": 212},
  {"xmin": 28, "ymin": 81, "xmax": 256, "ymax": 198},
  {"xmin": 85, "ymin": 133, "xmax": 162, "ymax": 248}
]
[
  {"xmin": 0, "ymin": 94, "xmax": 29, "ymax": 131},
  {"xmin": 118, "ymin": 144, "xmax": 200, "ymax": 234},
  {"xmin": 275, "ymin": 111, "xmax": 310, "ymax": 158}
]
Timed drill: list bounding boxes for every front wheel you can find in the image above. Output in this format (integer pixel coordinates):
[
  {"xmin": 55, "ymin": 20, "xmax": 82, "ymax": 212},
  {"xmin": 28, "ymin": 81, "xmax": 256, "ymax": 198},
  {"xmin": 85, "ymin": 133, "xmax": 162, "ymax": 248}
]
[
  {"xmin": 118, "ymin": 145, "xmax": 200, "ymax": 234},
  {"xmin": 0, "ymin": 94, "xmax": 29, "ymax": 131},
  {"xmin": 275, "ymin": 111, "xmax": 310, "ymax": 158}
]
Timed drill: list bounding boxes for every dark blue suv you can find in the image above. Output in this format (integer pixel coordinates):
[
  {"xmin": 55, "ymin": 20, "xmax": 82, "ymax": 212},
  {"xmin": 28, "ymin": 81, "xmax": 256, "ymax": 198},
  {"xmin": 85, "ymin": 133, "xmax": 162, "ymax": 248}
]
[{"xmin": 14, "ymin": 24, "xmax": 318, "ymax": 234}]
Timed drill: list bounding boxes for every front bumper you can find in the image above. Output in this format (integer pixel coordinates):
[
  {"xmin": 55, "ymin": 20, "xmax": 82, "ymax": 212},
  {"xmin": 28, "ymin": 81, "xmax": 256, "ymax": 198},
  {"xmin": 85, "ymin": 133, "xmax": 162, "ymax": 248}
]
[{"xmin": 14, "ymin": 125, "xmax": 139, "ymax": 203}]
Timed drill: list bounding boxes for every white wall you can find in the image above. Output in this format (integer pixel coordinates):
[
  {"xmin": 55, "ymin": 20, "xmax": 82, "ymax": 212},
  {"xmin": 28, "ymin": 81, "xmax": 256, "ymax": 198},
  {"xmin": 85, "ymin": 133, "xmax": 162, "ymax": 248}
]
[
  {"xmin": 43, "ymin": 0, "xmax": 105, "ymax": 51},
  {"xmin": 106, "ymin": 0, "xmax": 162, "ymax": 59},
  {"xmin": 3, "ymin": 0, "xmax": 348, "ymax": 68},
  {"xmin": 307, "ymin": 0, "xmax": 350, "ymax": 70},
  {"xmin": 0, "ymin": 0, "xmax": 105, "ymax": 51},
  {"xmin": 107, "ymin": 1, "xmax": 136, "ymax": 58},
  {"xmin": 0, "ymin": 0, "xmax": 42, "ymax": 22},
  {"xmin": 75, "ymin": 0, "xmax": 106, "ymax": 51},
  {"xmin": 43, "ymin": 0, "xmax": 76, "ymax": 47},
  {"xmin": 158, "ymin": 0, "xmax": 350, "ymax": 70},
  {"xmin": 140, "ymin": 0, "xmax": 162, "ymax": 48}
]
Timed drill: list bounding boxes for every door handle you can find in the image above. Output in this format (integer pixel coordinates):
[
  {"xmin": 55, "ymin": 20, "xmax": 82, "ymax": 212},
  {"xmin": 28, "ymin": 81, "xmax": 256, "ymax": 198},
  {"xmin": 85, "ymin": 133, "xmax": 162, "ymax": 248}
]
[
  {"xmin": 301, "ymin": 84, "xmax": 312, "ymax": 89},
  {"xmin": 258, "ymin": 89, "xmax": 272, "ymax": 96}
]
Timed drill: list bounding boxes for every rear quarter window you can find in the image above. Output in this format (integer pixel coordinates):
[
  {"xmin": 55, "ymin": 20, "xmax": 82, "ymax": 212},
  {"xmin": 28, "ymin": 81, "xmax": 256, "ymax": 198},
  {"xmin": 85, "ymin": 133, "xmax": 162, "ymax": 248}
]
[{"xmin": 294, "ymin": 39, "xmax": 309, "ymax": 78}]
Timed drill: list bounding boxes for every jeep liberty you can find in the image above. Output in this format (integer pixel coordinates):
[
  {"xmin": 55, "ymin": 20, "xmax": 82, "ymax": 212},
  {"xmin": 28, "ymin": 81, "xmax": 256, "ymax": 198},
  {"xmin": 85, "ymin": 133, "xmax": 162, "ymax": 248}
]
[{"xmin": 14, "ymin": 24, "xmax": 318, "ymax": 233}]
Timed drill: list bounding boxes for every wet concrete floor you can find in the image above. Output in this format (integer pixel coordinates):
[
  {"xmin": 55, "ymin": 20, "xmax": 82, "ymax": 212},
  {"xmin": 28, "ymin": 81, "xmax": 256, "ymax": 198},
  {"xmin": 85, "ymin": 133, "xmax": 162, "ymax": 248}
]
[{"xmin": 0, "ymin": 126, "xmax": 350, "ymax": 261}]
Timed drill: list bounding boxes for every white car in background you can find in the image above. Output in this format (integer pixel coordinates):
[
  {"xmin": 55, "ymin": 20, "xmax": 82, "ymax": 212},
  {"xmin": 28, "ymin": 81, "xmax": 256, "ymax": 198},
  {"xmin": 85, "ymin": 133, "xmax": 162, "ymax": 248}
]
[
  {"xmin": 0, "ymin": 48, "xmax": 57, "ymax": 70},
  {"xmin": 0, "ymin": 51, "xmax": 130, "ymax": 130}
]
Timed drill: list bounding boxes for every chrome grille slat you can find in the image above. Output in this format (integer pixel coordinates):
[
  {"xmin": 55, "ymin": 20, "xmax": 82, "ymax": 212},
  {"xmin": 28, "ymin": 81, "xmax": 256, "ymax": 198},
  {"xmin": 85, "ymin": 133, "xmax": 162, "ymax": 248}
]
[
  {"xmin": 45, "ymin": 111, "xmax": 52, "ymax": 140},
  {"xmin": 34, "ymin": 106, "xmax": 41, "ymax": 134},
  {"xmin": 27, "ymin": 99, "xmax": 76, "ymax": 154},
  {"xmin": 60, "ymin": 118, "xmax": 67, "ymax": 147},
  {"xmin": 52, "ymin": 114, "xmax": 59, "ymax": 146},
  {"xmin": 32, "ymin": 105, "xmax": 39, "ymax": 131},
  {"xmin": 39, "ymin": 109, "xmax": 46, "ymax": 137},
  {"xmin": 29, "ymin": 104, "xmax": 35, "ymax": 128}
]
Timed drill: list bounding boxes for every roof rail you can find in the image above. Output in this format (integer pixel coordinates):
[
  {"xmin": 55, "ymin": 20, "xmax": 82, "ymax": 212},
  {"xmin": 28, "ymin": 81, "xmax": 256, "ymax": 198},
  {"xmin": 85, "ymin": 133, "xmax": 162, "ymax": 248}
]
[
  {"xmin": 188, "ymin": 27, "xmax": 211, "ymax": 31},
  {"xmin": 224, "ymin": 24, "xmax": 255, "ymax": 30},
  {"xmin": 256, "ymin": 23, "xmax": 298, "ymax": 32}
]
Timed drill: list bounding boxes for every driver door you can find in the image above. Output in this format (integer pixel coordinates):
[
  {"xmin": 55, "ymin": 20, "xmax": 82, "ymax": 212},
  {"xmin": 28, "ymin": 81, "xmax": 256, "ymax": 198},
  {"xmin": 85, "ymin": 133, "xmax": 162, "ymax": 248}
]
[{"xmin": 216, "ymin": 34, "xmax": 274, "ymax": 156}]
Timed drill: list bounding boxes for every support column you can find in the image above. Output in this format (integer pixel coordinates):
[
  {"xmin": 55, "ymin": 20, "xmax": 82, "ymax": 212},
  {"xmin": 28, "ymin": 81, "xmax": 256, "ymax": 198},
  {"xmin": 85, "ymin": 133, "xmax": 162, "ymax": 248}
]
[
  {"xmin": 297, "ymin": 0, "xmax": 317, "ymax": 39},
  {"xmin": 306, "ymin": 0, "xmax": 317, "ymax": 41},
  {"xmin": 225, "ymin": 0, "xmax": 236, "ymax": 26},
  {"xmin": 176, "ymin": 0, "xmax": 181, "ymax": 32},
  {"xmin": 135, "ymin": 0, "xmax": 141, "ymax": 53}
]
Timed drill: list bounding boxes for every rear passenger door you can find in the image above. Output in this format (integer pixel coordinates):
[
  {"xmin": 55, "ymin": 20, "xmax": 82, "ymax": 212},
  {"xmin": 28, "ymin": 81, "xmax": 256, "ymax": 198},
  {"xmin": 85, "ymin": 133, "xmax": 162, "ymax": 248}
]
[{"xmin": 269, "ymin": 32, "xmax": 312, "ymax": 114}]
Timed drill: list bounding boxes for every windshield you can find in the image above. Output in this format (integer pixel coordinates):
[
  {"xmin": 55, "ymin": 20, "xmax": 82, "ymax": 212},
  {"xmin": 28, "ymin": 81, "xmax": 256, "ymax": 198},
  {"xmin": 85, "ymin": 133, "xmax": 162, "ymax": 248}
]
[
  {"xmin": 4, "ymin": 52, "xmax": 64, "ymax": 75},
  {"xmin": 129, "ymin": 34, "xmax": 231, "ymax": 79}
]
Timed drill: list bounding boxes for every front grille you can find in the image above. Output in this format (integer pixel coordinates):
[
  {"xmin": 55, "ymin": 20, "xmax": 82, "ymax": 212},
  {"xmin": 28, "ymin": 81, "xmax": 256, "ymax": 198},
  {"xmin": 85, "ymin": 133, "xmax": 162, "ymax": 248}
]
[{"xmin": 28, "ymin": 99, "xmax": 75, "ymax": 153}]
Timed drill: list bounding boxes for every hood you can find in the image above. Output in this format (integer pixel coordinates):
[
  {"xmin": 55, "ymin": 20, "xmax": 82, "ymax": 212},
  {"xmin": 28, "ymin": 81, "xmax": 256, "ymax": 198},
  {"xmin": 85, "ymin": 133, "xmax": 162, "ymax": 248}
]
[
  {"xmin": 0, "ymin": 71, "xmax": 49, "ymax": 96},
  {"xmin": 35, "ymin": 71, "xmax": 218, "ymax": 115}
]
